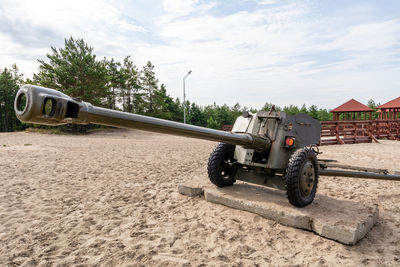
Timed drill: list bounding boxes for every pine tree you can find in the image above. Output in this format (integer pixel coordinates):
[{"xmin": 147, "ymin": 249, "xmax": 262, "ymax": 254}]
[
  {"xmin": 104, "ymin": 58, "xmax": 122, "ymax": 109},
  {"xmin": 0, "ymin": 64, "xmax": 24, "ymax": 132},
  {"xmin": 140, "ymin": 61, "xmax": 159, "ymax": 113},
  {"xmin": 120, "ymin": 56, "xmax": 141, "ymax": 113},
  {"xmin": 34, "ymin": 37, "xmax": 109, "ymax": 106}
]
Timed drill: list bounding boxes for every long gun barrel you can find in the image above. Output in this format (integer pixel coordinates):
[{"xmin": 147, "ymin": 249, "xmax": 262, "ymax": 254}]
[{"xmin": 14, "ymin": 85, "xmax": 271, "ymax": 151}]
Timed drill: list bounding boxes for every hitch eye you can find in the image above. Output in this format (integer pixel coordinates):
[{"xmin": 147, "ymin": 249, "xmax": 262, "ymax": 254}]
[
  {"xmin": 285, "ymin": 137, "xmax": 295, "ymax": 148},
  {"xmin": 43, "ymin": 98, "xmax": 57, "ymax": 117}
]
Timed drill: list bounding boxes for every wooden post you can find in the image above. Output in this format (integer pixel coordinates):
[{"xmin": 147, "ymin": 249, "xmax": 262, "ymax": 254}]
[
  {"xmin": 369, "ymin": 121, "xmax": 379, "ymax": 143},
  {"xmin": 335, "ymin": 122, "xmax": 344, "ymax": 144}
]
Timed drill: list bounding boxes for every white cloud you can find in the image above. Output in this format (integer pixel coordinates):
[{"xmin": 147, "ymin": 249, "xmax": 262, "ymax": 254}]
[
  {"xmin": 162, "ymin": 0, "xmax": 216, "ymax": 18},
  {"xmin": 147, "ymin": 2, "xmax": 400, "ymax": 108},
  {"xmin": 0, "ymin": 0, "xmax": 146, "ymax": 79},
  {"xmin": 0, "ymin": 0, "xmax": 399, "ymax": 109},
  {"xmin": 163, "ymin": 0, "xmax": 199, "ymax": 16}
]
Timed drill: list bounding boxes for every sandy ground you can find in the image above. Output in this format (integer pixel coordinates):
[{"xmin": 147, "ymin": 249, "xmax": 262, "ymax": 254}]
[{"xmin": 1, "ymin": 129, "xmax": 400, "ymax": 266}]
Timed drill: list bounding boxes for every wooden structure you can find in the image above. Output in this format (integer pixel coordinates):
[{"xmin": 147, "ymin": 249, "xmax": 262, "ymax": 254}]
[
  {"xmin": 320, "ymin": 120, "xmax": 400, "ymax": 145},
  {"xmin": 320, "ymin": 97, "xmax": 400, "ymax": 145},
  {"xmin": 377, "ymin": 97, "xmax": 400, "ymax": 120},
  {"xmin": 321, "ymin": 120, "xmax": 377, "ymax": 145},
  {"xmin": 331, "ymin": 99, "xmax": 374, "ymax": 121},
  {"xmin": 321, "ymin": 99, "xmax": 376, "ymax": 145},
  {"xmin": 220, "ymin": 124, "xmax": 233, "ymax": 131}
]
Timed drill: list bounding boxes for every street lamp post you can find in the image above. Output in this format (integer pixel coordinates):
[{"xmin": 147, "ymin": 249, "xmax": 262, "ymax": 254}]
[{"xmin": 183, "ymin": 70, "xmax": 192, "ymax": 124}]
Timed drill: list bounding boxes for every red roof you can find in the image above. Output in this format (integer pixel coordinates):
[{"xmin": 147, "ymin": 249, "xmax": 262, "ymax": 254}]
[
  {"xmin": 377, "ymin": 97, "xmax": 400, "ymax": 109},
  {"xmin": 331, "ymin": 99, "xmax": 374, "ymax": 113}
]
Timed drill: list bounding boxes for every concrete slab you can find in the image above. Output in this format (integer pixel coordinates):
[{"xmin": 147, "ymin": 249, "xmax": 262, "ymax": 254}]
[
  {"xmin": 178, "ymin": 183, "xmax": 204, "ymax": 197},
  {"xmin": 202, "ymin": 183, "xmax": 378, "ymax": 245}
]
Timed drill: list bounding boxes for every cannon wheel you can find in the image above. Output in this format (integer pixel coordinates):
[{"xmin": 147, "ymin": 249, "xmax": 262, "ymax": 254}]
[
  {"xmin": 285, "ymin": 148, "xmax": 318, "ymax": 207},
  {"xmin": 208, "ymin": 143, "xmax": 237, "ymax": 187}
]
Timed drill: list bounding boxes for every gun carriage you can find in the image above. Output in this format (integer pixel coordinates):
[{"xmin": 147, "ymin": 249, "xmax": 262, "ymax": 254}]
[{"xmin": 14, "ymin": 85, "xmax": 400, "ymax": 207}]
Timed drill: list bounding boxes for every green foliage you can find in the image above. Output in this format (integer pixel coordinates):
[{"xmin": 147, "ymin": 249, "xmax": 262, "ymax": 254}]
[
  {"xmin": 171, "ymin": 98, "xmax": 184, "ymax": 122},
  {"xmin": 120, "ymin": 56, "xmax": 142, "ymax": 113},
  {"xmin": 367, "ymin": 99, "xmax": 380, "ymax": 119},
  {"xmin": 34, "ymin": 37, "xmax": 109, "ymax": 106},
  {"xmin": 151, "ymin": 84, "xmax": 178, "ymax": 120},
  {"xmin": 300, "ymin": 104, "xmax": 307, "ymax": 113},
  {"xmin": 367, "ymin": 99, "xmax": 378, "ymax": 109},
  {"xmin": 140, "ymin": 61, "xmax": 159, "ymax": 113},
  {"xmin": 104, "ymin": 57, "xmax": 122, "ymax": 109},
  {"xmin": 261, "ymin": 102, "xmax": 332, "ymax": 121},
  {"xmin": 307, "ymin": 105, "xmax": 319, "ymax": 119},
  {"xmin": 262, "ymin": 102, "xmax": 281, "ymax": 111},
  {"xmin": 283, "ymin": 105, "xmax": 300, "ymax": 115},
  {"xmin": 206, "ymin": 116, "xmax": 220, "ymax": 129},
  {"xmin": 0, "ymin": 64, "xmax": 25, "ymax": 132},
  {"xmin": 188, "ymin": 103, "xmax": 206, "ymax": 126}
]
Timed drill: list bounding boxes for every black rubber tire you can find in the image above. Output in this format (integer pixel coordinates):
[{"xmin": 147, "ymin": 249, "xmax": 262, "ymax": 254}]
[
  {"xmin": 207, "ymin": 143, "xmax": 237, "ymax": 187},
  {"xmin": 285, "ymin": 148, "xmax": 319, "ymax": 207}
]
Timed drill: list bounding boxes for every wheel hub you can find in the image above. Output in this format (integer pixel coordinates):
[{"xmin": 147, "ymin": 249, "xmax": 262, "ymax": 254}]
[
  {"xmin": 299, "ymin": 161, "xmax": 315, "ymax": 197},
  {"xmin": 220, "ymin": 156, "xmax": 234, "ymax": 179}
]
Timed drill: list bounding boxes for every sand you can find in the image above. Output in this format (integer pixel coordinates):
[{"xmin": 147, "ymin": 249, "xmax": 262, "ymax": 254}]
[{"xmin": 1, "ymin": 129, "xmax": 400, "ymax": 266}]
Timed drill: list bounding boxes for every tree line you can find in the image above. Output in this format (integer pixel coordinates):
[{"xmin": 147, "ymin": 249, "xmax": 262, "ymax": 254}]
[
  {"xmin": 0, "ymin": 64, "xmax": 25, "ymax": 132},
  {"xmin": 2, "ymin": 37, "xmax": 371, "ymax": 133}
]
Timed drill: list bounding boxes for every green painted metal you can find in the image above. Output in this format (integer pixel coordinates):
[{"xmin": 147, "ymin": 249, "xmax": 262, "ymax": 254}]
[
  {"xmin": 234, "ymin": 168, "xmax": 286, "ymax": 190},
  {"xmin": 299, "ymin": 162, "xmax": 316, "ymax": 197},
  {"xmin": 14, "ymin": 85, "xmax": 270, "ymax": 151},
  {"xmin": 319, "ymin": 169, "xmax": 400, "ymax": 181},
  {"xmin": 14, "ymin": 84, "xmax": 400, "ymax": 208}
]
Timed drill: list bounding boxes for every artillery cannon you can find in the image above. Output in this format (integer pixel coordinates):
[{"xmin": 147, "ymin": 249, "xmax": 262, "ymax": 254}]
[{"xmin": 14, "ymin": 85, "xmax": 400, "ymax": 207}]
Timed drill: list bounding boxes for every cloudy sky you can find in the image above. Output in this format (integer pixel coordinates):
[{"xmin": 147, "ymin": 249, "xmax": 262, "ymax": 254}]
[{"xmin": 1, "ymin": 0, "xmax": 400, "ymax": 109}]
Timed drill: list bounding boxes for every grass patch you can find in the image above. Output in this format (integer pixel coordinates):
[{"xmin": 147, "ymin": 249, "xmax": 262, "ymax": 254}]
[
  {"xmin": 25, "ymin": 127, "xmax": 65, "ymax": 135},
  {"xmin": 24, "ymin": 144, "xmax": 32, "ymax": 146},
  {"xmin": 25, "ymin": 125, "xmax": 114, "ymax": 135}
]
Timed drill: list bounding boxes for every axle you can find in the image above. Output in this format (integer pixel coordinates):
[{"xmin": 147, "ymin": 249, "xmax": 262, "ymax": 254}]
[{"xmin": 319, "ymin": 169, "xmax": 400, "ymax": 181}]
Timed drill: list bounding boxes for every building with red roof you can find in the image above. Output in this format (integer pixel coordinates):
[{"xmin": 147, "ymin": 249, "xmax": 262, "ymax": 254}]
[
  {"xmin": 377, "ymin": 97, "xmax": 400, "ymax": 120},
  {"xmin": 331, "ymin": 99, "xmax": 374, "ymax": 121}
]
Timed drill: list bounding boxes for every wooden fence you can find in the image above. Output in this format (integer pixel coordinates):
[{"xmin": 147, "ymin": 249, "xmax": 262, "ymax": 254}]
[
  {"xmin": 320, "ymin": 120, "xmax": 400, "ymax": 146},
  {"xmin": 220, "ymin": 125, "xmax": 233, "ymax": 131},
  {"xmin": 220, "ymin": 120, "xmax": 400, "ymax": 146}
]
